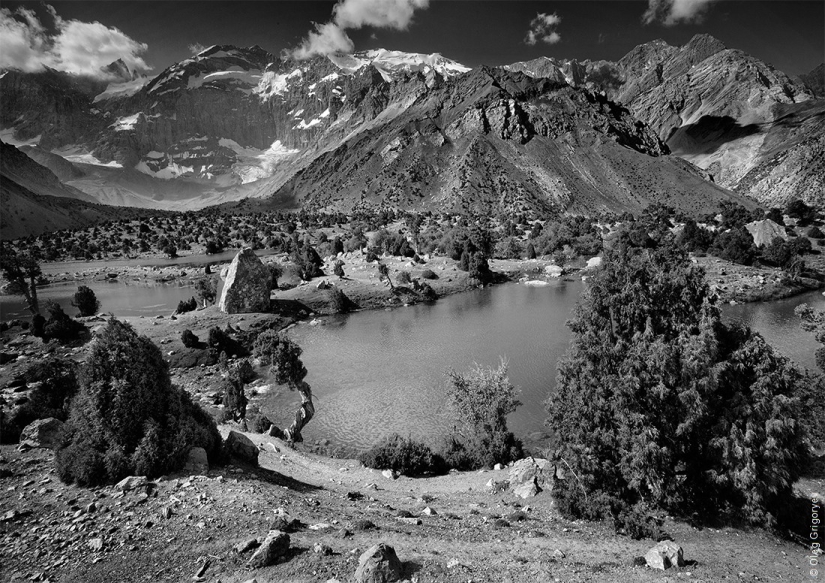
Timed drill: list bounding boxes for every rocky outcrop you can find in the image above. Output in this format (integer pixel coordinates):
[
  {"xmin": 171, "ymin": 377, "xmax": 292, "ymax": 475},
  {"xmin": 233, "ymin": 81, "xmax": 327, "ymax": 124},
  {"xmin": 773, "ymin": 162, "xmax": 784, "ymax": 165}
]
[
  {"xmin": 247, "ymin": 530, "xmax": 290, "ymax": 567},
  {"xmin": 507, "ymin": 457, "xmax": 557, "ymax": 498},
  {"xmin": 224, "ymin": 430, "xmax": 259, "ymax": 465},
  {"xmin": 218, "ymin": 248, "xmax": 271, "ymax": 314},
  {"xmin": 354, "ymin": 543, "xmax": 403, "ymax": 583},
  {"xmin": 645, "ymin": 541, "xmax": 685, "ymax": 570},
  {"xmin": 745, "ymin": 219, "xmax": 788, "ymax": 248},
  {"xmin": 18, "ymin": 418, "xmax": 64, "ymax": 449}
]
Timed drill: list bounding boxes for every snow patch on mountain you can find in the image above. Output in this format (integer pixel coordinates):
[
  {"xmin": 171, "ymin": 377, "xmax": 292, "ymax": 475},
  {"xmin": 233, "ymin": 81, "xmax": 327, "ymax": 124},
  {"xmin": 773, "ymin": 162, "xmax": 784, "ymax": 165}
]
[
  {"xmin": 53, "ymin": 145, "xmax": 123, "ymax": 168},
  {"xmin": 135, "ymin": 158, "xmax": 194, "ymax": 179},
  {"xmin": 255, "ymin": 69, "xmax": 303, "ymax": 100},
  {"xmin": 0, "ymin": 128, "xmax": 41, "ymax": 147},
  {"xmin": 327, "ymin": 49, "xmax": 469, "ymax": 79},
  {"xmin": 218, "ymin": 138, "xmax": 299, "ymax": 184},
  {"xmin": 112, "ymin": 113, "xmax": 141, "ymax": 132},
  {"xmin": 93, "ymin": 77, "xmax": 149, "ymax": 102}
]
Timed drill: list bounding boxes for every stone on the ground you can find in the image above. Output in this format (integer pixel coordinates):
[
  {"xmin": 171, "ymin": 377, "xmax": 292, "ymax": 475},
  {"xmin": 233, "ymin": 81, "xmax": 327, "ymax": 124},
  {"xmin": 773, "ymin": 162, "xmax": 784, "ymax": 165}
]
[
  {"xmin": 183, "ymin": 447, "xmax": 209, "ymax": 474},
  {"xmin": 225, "ymin": 431, "xmax": 259, "ymax": 465},
  {"xmin": 508, "ymin": 457, "xmax": 555, "ymax": 497},
  {"xmin": 218, "ymin": 248, "xmax": 272, "ymax": 314},
  {"xmin": 116, "ymin": 476, "xmax": 148, "ymax": 492},
  {"xmin": 381, "ymin": 469, "xmax": 397, "ymax": 480},
  {"xmin": 745, "ymin": 219, "xmax": 787, "ymax": 248},
  {"xmin": 234, "ymin": 538, "xmax": 260, "ymax": 554},
  {"xmin": 586, "ymin": 256, "xmax": 603, "ymax": 269},
  {"xmin": 247, "ymin": 530, "xmax": 290, "ymax": 567},
  {"xmin": 314, "ymin": 542, "xmax": 333, "ymax": 555},
  {"xmin": 544, "ymin": 264, "xmax": 564, "ymax": 277},
  {"xmin": 644, "ymin": 540, "xmax": 685, "ymax": 570},
  {"xmin": 354, "ymin": 543, "xmax": 403, "ymax": 583},
  {"xmin": 18, "ymin": 418, "xmax": 64, "ymax": 450}
]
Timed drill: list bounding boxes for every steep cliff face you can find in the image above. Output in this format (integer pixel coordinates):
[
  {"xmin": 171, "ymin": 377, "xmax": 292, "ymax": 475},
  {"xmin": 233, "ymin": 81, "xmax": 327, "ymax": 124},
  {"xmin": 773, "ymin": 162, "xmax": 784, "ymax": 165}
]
[{"xmin": 506, "ymin": 34, "xmax": 825, "ymax": 207}]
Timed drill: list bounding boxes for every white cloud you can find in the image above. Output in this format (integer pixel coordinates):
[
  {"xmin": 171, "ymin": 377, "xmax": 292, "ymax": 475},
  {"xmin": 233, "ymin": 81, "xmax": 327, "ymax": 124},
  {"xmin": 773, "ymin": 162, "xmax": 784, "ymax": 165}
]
[
  {"xmin": 524, "ymin": 12, "xmax": 562, "ymax": 46},
  {"xmin": 643, "ymin": 0, "xmax": 717, "ymax": 25},
  {"xmin": 293, "ymin": 0, "xmax": 429, "ymax": 59},
  {"xmin": 0, "ymin": 4, "xmax": 150, "ymax": 78},
  {"xmin": 188, "ymin": 43, "xmax": 206, "ymax": 55}
]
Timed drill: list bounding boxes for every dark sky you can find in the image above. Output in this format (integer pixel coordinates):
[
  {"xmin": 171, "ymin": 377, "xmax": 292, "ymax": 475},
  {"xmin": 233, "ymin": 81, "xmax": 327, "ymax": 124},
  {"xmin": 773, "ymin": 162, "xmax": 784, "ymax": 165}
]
[{"xmin": 4, "ymin": 1, "xmax": 824, "ymax": 76}]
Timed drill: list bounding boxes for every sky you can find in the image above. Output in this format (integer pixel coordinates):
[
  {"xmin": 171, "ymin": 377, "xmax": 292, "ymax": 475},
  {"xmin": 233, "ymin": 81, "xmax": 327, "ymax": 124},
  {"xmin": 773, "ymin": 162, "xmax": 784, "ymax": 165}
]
[{"xmin": 0, "ymin": 0, "xmax": 822, "ymax": 81}]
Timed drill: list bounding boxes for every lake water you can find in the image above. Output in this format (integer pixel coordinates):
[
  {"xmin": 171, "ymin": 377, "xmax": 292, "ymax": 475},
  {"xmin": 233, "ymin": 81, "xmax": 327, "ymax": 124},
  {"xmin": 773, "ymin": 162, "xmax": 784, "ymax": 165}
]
[
  {"xmin": 2, "ymin": 265, "xmax": 822, "ymax": 454},
  {"xmin": 261, "ymin": 283, "xmax": 825, "ymax": 453}
]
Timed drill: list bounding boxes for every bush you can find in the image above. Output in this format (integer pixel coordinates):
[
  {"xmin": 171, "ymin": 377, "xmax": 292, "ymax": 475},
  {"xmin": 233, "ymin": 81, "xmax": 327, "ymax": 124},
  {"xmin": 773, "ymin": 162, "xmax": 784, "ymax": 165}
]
[
  {"xmin": 194, "ymin": 277, "xmax": 218, "ymax": 306},
  {"xmin": 442, "ymin": 361, "xmax": 523, "ymax": 470},
  {"xmin": 359, "ymin": 434, "xmax": 446, "ymax": 476},
  {"xmin": 396, "ymin": 271, "xmax": 412, "ymax": 285},
  {"xmin": 176, "ymin": 297, "xmax": 197, "ymax": 314},
  {"xmin": 0, "ymin": 357, "xmax": 79, "ymax": 443},
  {"xmin": 250, "ymin": 413, "xmax": 273, "ymax": 433},
  {"xmin": 547, "ymin": 242, "xmax": 807, "ymax": 533},
  {"xmin": 55, "ymin": 319, "xmax": 221, "ymax": 486},
  {"xmin": 39, "ymin": 301, "xmax": 87, "ymax": 344},
  {"xmin": 326, "ymin": 286, "xmax": 353, "ymax": 314},
  {"xmin": 709, "ymin": 227, "xmax": 756, "ymax": 265},
  {"xmin": 181, "ymin": 329, "xmax": 199, "ymax": 348},
  {"xmin": 420, "ymin": 269, "xmax": 438, "ymax": 280},
  {"xmin": 333, "ymin": 260, "xmax": 345, "ymax": 278},
  {"xmin": 220, "ymin": 375, "xmax": 247, "ymax": 422},
  {"xmin": 72, "ymin": 286, "xmax": 100, "ymax": 317},
  {"xmin": 232, "ymin": 358, "xmax": 255, "ymax": 384}
]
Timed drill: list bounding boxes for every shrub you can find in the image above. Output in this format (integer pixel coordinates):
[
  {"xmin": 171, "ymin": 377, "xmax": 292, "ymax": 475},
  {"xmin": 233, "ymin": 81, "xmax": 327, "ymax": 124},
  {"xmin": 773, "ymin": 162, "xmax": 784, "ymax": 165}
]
[
  {"xmin": 220, "ymin": 375, "xmax": 247, "ymax": 422},
  {"xmin": 396, "ymin": 271, "xmax": 412, "ymax": 285},
  {"xmin": 194, "ymin": 277, "xmax": 218, "ymax": 306},
  {"xmin": 420, "ymin": 269, "xmax": 438, "ymax": 280},
  {"xmin": 232, "ymin": 358, "xmax": 255, "ymax": 384},
  {"xmin": 709, "ymin": 227, "xmax": 756, "ymax": 265},
  {"xmin": 176, "ymin": 297, "xmax": 197, "ymax": 314},
  {"xmin": 40, "ymin": 301, "xmax": 87, "ymax": 344},
  {"xmin": 72, "ymin": 286, "xmax": 100, "ymax": 317},
  {"xmin": 251, "ymin": 413, "xmax": 273, "ymax": 434},
  {"xmin": 0, "ymin": 356, "xmax": 79, "ymax": 443},
  {"xmin": 547, "ymin": 242, "xmax": 806, "ymax": 533},
  {"xmin": 359, "ymin": 434, "xmax": 446, "ymax": 476},
  {"xmin": 442, "ymin": 361, "xmax": 523, "ymax": 469},
  {"xmin": 326, "ymin": 287, "xmax": 352, "ymax": 314},
  {"xmin": 181, "ymin": 329, "xmax": 199, "ymax": 348},
  {"xmin": 333, "ymin": 260, "xmax": 345, "ymax": 278},
  {"xmin": 55, "ymin": 319, "xmax": 221, "ymax": 486}
]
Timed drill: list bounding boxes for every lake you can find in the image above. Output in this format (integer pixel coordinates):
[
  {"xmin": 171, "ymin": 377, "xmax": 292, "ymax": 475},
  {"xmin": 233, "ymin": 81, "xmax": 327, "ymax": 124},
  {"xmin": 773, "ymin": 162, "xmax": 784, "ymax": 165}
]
[
  {"xmin": 2, "ymin": 266, "xmax": 822, "ymax": 454},
  {"xmin": 262, "ymin": 282, "xmax": 825, "ymax": 453}
]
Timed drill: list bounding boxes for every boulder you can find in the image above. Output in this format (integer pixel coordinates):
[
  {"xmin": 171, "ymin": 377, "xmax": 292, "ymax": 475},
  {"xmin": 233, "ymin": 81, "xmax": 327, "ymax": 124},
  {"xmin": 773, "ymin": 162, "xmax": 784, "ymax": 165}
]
[
  {"xmin": 544, "ymin": 264, "xmax": 564, "ymax": 278},
  {"xmin": 183, "ymin": 447, "xmax": 209, "ymax": 474},
  {"xmin": 247, "ymin": 530, "xmax": 290, "ymax": 567},
  {"xmin": 745, "ymin": 219, "xmax": 788, "ymax": 248},
  {"xmin": 644, "ymin": 540, "xmax": 685, "ymax": 570},
  {"xmin": 116, "ymin": 476, "xmax": 148, "ymax": 492},
  {"xmin": 586, "ymin": 256, "xmax": 603, "ymax": 270},
  {"xmin": 354, "ymin": 543, "xmax": 403, "ymax": 583},
  {"xmin": 507, "ymin": 457, "xmax": 555, "ymax": 497},
  {"xmin": 218, "ymin": 248, "xmax": 272, "ymax": 314},
  {"xmin": 18, "ymin": 418, "xmax": 64, "ymax": 449},
  {"xmin": 225, "ymin": 431, "xmax": 259, "ymax": 465}
]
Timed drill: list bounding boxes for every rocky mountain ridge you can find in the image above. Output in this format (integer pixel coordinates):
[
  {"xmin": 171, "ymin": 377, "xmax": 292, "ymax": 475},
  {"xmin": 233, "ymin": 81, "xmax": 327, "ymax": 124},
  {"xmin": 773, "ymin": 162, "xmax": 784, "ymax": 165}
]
[
  {"xmin": 506, "ymin": 34, "xmax": 825, "ymax": 207},
  {"xmin": 0, "ymin": 35, "xmax": 816, "ymax": 215}
]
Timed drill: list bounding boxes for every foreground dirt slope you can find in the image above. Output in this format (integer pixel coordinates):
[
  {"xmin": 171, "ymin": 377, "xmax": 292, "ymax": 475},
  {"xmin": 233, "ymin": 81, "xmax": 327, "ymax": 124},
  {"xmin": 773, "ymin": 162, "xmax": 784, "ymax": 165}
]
[{"xmin": 0, "ymin": 428, "xmax": 817, "ymax": 583}]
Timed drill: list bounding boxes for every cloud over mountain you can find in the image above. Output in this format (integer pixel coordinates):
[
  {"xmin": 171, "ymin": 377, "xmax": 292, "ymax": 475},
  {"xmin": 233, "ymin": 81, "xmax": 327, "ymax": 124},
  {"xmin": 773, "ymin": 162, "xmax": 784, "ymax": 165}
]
[
  {"xmin": 643, "ymin": 0, "xmax": 717, "ymax": 25},
  {"xmin": 0, "ymin": 4, "xmax": 150, "ymax": 79},
  {"xmin": 293, "ymin": 0, "xmax": 429, "ymax": 59},
  {"xmin": 524, "ymin": 12, "xmax": 561, "ymax": 45}
]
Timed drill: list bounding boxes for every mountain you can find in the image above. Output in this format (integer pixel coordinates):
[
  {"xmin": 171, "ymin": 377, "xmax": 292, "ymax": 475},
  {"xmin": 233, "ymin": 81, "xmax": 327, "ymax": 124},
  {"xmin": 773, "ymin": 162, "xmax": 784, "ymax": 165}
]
[
  {"xmin": 0, "ymin": 142, "xmax": 152, "ymax": 239},
  {"xmin": 1, "ymin": 41, "xmax": 751, "ymax": 217},
  {"xmin": 800, "ymin": 63, "xmax": 825, "ymax": 98},
  {"xmin": 506, "ymin": 34, "xmax": 825, "ymax": 208}
]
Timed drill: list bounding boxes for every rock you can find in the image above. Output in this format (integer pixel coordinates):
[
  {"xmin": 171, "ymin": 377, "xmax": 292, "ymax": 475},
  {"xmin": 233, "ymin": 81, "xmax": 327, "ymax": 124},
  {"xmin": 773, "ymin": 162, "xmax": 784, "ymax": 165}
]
[
  {"xmin": 512, "ymin": 479, "xmax": 540, "ymax": 499},
  {"xmin": 225, "ymin": 431, "xmax": 259, "ymax": 465},
  {"xmin": 314, "ymin": 542, "xmax": 333, "ymax": 555},
  {"xmin": 493, "ymin": 463, "xmax": 503, "ymax": 471},
  {"xmin": 552, "ymin": 549, "xmax": 566, "ymax": 560},
  {"xmin": 183, "ymin": 447, "xmax": 209, "ymax": 474},
  {"xmin": 544, "ymin": 264, "xmax": 564, "ymax": 277},
  {"xmin": 354, "ymin": 543, "xmax": 403, "ymax": 583},
  {"xmin": 421, "ymin": 507, "xmax": 437, "ymax": 516},
  {"xmin": 18, "ymin": 418, "xmax": 64, "ymax": 449},
  {"xmin": 381, "ymin": 469, "xmax": 397, "ymax": 480},
  {"xmin": 115, "ymin": 476, "xmax": 148, "ymax": 492},
  {"xmin": 235, "ymin": 538, "xmax": 260, "ymax": 554},
  {"xmin": 586, "ymin": 256, "xmax": 603, "ymax": 269},
  {"xmin": 644, "ymin": 540, "xmax": 685, "ymax": 570},
  {"xmin": 247, "ymin": 530, "xmax": 290, "ymax": 567},
  {"xmin": 218, "ymin": 248, "xmax": 272, "ymax": 314},
  {"xmin": 485, "ymin": 479, "xmax": 508, "ymax": 493},
  {"xmin": 87, "ymin": 538, "xmax": 104, "ymax": 552},
  {"xmin": 745, "ymin": 219, "xmax": 788, "ymax": 248},
  {"xmin": 395, "ymin": 517, "xmax": 422, "ymax": 525}
]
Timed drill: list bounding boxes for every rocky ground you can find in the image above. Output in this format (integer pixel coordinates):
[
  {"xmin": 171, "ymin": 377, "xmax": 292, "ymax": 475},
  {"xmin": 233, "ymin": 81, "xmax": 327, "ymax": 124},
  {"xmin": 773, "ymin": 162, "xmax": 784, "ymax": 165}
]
[{"xmin": 1, "ymin": 428, "xmax": 821, "ymax": 583}]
